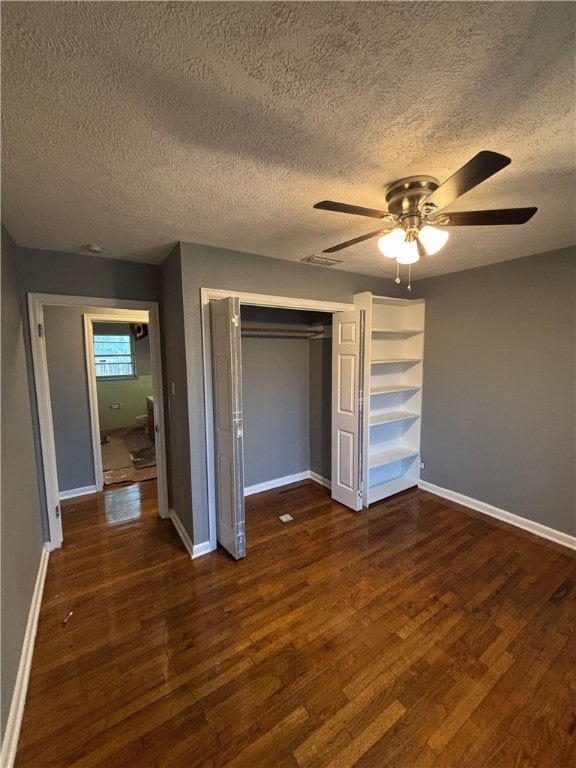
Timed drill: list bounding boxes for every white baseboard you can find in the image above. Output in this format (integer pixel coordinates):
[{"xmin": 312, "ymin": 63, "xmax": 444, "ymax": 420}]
[
  {"xmin": 169, "ymin": 509, "xmax": 194, "ymax": 559},
  {"xmin": 245, "ymin": 470, "xmax": 331, "ymax": 496},
  {"xmin": 309, "ymin": 471, "xmax": 331, "ymax": 490},
  {"xmin": 169, "ymin": 510, "xmax": 215, "ymax": 560},
  {"xmin": 419, "ymin": 480, "xmax": 576, "ymax": 551},
  {"xmin": 244, "ymin": 471, "xmax": 310, "ymax": 496},
  {"xmin": 58, "ymin": 484, "xmax": 98, "ymax": 500},
  {"xmin": 1, "ymin": 545, "xmax": 50, "ymax": 768},
  {"xmin": 192, "ymin": 541, "xmax": 213, "ymax": 558}
]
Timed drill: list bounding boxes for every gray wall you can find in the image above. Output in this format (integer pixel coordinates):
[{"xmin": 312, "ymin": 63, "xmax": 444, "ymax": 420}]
[
  {"xmin": 179, "ymin": 241, "xmax": 399, "ymax": 544},
  {"xmin": 416, "ymin": 247, "xmax": 575, "ymax": 535},
  {"xmin": 241, "ymin": 307, "xmax": 311, "ymax": 487},
  {"xmin": 44, "ymin": 306, "xmax": 95, "ymax": 492},
  {"xmin": 160, "ymin": 246, "xmax": 193, "ymax": 529},
  {"xmin": 1, "ymin": 228, "xmax": 45, "ymax": 740},
  {"xmin": 242, "ymin": 337, "xmax": 310, "ymax": 486},
  {"xmin": 15, "ymin": 245, "xmax": 161, "ymax": 303},
  {"xmin": 309, "ymin": 336, "xmax": 332, "ymax": 481}
]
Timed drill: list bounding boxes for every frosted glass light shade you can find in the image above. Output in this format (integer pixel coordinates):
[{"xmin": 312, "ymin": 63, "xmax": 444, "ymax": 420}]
[
  {"xmin": 395, "ymin": 241, "xmax": 419, "ymax": 264},
  {"xmin": 377, "ymin": 228, "xmax": 405, "ymax": 258},
  {"xmin": 378, "ymin": 229, "xmax": 420, "ymax": 264},
  {"xmin": 418, "ymin": 225, "xmax": 449, "ymax": 255}
]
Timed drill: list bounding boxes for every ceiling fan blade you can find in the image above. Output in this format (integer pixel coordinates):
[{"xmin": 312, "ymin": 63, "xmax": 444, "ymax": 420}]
[
  {"xmin": 433, "ymin": 207, "xmax": 538, "ymax": 226},
  {"xmin": 416, "ymin": 237, "xmax": 427, "ymax": 259},
  {"xmin": 314, "ymin": 200, "xmax": 392, "ymax": 219},
  {"xmin": 323, "ymin": 228, "xmax": 385, "ymax": 253},
  {"xmin": 423, "ymin": 151, "xmax": 511, "ymax": 212}
]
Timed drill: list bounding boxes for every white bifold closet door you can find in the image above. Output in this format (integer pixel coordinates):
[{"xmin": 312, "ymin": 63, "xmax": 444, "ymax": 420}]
[
  {"xmin": 210, "ymin": 297, "xmax": 246, "ymax": 559},
  {"xmin": 331, "ymin": 308, "xmax": 365, "ymax": 511}
]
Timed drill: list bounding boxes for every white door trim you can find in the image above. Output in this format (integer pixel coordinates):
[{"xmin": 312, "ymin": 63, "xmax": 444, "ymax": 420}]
[
  {"xmin": 28, "ymin": 293, "xmax": 169, "ymax": 550},
  {"xmin": 28, "ymin": 296, "xmax": 63, "ymax": 548},
  {"xmin": 200, "ymin": 287, "xmax": 353, "ymax": 551},
  {"xmin": 83, "ymin": 311, "xmax": 150, "ymax": 492}
]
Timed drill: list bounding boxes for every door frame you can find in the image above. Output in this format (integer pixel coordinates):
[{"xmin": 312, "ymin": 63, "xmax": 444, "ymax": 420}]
[
  {"xmin": 83, "ymin": 310, "xmax": 152, "ymax": 492},
  {"xmin": 28, "ymin": 293, "xmax": 169, "ymax": 550},
  {"xmin": 200, "ymin": 287, "xmax": 353, "ymax": 551}
]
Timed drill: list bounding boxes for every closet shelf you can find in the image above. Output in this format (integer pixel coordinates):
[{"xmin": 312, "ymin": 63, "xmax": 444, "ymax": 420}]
[
  {"xmin": 371, "ymin": 328, "xmax": 423, "ymax": 338},
  {"xmin": 368, "ymin": 476, "xmax": 418, "ymax": 504},
  {"xmin": 370, "ymin": 411, "xmax": 420, "ymax": 426},
  {"xmin": 371, "ymin": 358, "xmax": 422, "ymax": 365},
  {"xmin": 241, "ymin": 326, "xmax": 324, "ymax": 338},
  {"xmin": 371, "ymin": 296, "xmax": 425, "ymax": 307},
  {"xmin": 370, "ymin": 384, "xmax": 421, "ymax": 395},
  {"xmin": 369, "ymin": 446, "xmax": 419, "ymax": 469}
]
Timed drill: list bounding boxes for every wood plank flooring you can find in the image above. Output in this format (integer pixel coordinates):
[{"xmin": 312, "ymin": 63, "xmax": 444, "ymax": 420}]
[{"xmin": 15, "ymin": 480, "xmax": 576, "ymax": 767}]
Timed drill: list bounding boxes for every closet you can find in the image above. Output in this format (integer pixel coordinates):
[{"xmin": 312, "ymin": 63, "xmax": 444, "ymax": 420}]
[{"xmin": 240, "ymin": 305, "xmax": 332, "ymax": 494}]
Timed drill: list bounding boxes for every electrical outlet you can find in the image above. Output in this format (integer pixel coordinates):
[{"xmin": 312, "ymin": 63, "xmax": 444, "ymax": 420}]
[
  {"xmin": 110, "ymin": 402, "xmax": 121, "ymax": 410},
  {"xmin": 279, "ymin": 514, "xmax": 293, "ymax": 523},
  {"xmin": 420, "ymin": 461, "xmax": 425, "ymax": 470}
]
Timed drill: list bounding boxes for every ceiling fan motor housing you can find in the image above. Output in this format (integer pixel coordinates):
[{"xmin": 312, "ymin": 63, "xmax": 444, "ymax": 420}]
[
  {"xmin": 385, "ymin": 176, "xmax": 440, "ymax": 235},
  {"xmin": 386, "ymin": 175, "xmax": 438, "ymax": 209}
]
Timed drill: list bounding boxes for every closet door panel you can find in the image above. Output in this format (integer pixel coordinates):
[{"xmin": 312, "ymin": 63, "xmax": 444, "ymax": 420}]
[
  {"xmin": 336, "ymin": 428, "xmax": 355, "ymax": 489},
  {"xmin": 331, "ymin": 308, "xmax": 364, "ymax": 511},
  {"xmin": 210, "ymin": 297, "xmax": 246, "ymax": 559}
]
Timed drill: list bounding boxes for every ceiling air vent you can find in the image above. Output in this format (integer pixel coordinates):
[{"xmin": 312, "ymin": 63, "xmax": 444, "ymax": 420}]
[{"xmin": 301, "ymin": 254, "xmax": 343, "ymax": 267}]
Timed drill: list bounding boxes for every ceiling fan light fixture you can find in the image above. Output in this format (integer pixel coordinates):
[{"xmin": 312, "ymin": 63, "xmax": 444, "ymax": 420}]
[
  {"xmin": 315, "ymin": 151, "xmax": 537, "ymax": 287},
  {"xmin": 418, "ymin": 225, "xmax": 449, "ymax": 255}
]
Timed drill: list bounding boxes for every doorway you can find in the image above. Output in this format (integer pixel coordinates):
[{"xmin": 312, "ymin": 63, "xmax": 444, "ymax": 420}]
[
  {"xmin": 85, "ymin": 315, "xmax": 157, "ymax": 489},
  {"xmin": 28, "ymin": 293, "xmax": 169, "ymax": 550}
]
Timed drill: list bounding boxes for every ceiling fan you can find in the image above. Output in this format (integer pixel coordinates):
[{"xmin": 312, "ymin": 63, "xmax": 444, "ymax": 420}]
[{"xmin": 314, "ymin": 151, "xmax": 537, "ymax": 277}]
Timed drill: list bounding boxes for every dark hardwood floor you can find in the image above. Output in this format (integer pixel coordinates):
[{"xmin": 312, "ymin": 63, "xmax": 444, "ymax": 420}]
[{"xmin": 15, "ymin": 480, "xmax": 576, "ymax": 767}]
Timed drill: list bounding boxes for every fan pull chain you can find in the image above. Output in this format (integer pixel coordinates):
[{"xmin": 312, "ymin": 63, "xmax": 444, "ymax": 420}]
[
  {"xmin": 407, "ymin": 264, "xmax": 412, "ymax": 292},
  {"xmin": 395, "ymin": 261, "xmax": 401, "ymax": 284}
]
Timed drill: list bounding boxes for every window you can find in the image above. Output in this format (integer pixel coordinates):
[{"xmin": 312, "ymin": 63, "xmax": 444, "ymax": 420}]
[{"xmin": 93, "ymin": 334, "xmax": 136, "ymax": 379}]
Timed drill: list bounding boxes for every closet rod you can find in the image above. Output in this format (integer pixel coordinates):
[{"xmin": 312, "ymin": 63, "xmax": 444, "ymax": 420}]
[{"xmin": 240, "ymin": 326, "xmax": 324, "ymax": 338}]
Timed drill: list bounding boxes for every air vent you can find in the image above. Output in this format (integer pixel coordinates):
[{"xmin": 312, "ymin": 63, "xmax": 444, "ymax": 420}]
[{"xmin": 300, "ymin": 254, "xmax": 343, "ymax": 267}]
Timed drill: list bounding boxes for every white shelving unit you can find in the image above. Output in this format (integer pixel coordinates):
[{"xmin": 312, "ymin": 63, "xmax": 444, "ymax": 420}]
[{"xmin": 354, "ymin": 292, "xmax": 425, "ymax": 505}]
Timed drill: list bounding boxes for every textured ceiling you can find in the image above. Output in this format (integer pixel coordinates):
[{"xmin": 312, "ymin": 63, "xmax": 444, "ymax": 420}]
[{"xmin": 1, "ymin": 1, "xmax": 575, "ymax": 279}]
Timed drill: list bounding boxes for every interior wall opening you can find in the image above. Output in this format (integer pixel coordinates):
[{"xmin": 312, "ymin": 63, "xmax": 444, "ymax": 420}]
[
  {"xmin": 29, "ymin": 294, "xmax": 169, "ymax": 550},
  {"xmin": 91, "ymin": 319, "xmax": 158, "ymax": 489}
]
